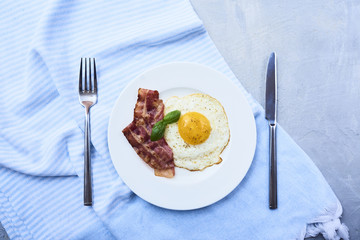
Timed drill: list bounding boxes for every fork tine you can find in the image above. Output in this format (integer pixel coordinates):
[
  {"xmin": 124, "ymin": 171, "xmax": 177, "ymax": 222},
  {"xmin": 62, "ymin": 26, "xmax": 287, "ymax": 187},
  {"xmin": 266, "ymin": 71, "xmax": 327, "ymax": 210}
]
[
  {"xmin": 93, "ymin": 58, "xmax": 97, "ymax": 93},
  {"xmin": 79, "ymin": 58, "xmax": 83, "ymax": 92},
  {"xmin": 89, "ymin": 58, "xmax": 92, "ymax": 92},
  {"xmin": 84, "ymin": 58, "xmax": 89, "ymax": 91}
]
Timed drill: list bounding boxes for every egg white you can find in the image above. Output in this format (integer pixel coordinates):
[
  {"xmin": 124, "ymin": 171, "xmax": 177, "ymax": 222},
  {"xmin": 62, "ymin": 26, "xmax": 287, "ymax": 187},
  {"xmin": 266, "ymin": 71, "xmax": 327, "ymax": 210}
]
[{"xmin": 164, "ymin": 93, "xmax": 230, "ymax": 171}]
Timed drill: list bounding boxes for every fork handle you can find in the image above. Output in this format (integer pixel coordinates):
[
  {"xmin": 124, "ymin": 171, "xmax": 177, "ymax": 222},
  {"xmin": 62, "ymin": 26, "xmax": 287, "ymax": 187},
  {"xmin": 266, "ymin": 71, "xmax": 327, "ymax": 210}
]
[{"xmin": 84, "ymin": 106, "xmax": 92, "ymax": 206}]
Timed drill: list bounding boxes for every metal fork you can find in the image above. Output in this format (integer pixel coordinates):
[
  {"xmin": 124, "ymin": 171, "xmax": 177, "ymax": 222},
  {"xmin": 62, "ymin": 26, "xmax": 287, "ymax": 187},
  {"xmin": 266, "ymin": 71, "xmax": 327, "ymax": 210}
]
[{"xmin": 78, "ymin": 58, "xmax": 97, "ymax": 206}]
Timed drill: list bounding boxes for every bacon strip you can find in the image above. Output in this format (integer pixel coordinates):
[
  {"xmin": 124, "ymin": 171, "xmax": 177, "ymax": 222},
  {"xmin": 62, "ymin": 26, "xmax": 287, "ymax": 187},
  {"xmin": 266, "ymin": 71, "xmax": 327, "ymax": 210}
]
[{"xmin": 122, "ymin": 88, "xmax": 175, "ymax": 178}]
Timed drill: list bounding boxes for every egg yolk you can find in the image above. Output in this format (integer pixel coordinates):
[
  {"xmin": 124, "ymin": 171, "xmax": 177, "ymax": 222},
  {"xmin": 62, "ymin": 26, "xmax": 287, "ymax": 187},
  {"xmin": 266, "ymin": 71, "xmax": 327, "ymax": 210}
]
[{"xmin": 178, "ymin": 112, "xmax": 211, "ymax": 145}]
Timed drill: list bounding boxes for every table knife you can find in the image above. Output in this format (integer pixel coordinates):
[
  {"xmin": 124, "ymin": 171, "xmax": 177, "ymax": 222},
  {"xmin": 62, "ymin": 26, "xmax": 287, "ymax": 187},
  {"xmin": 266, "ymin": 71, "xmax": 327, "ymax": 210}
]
[{"xmin": 265, "ymin": 52, "xmax": 277, "ymax": 209}]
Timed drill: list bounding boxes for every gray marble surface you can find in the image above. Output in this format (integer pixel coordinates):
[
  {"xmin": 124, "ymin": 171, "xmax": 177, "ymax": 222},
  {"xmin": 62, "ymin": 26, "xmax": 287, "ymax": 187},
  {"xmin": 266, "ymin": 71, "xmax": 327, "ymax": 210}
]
[
  {"xmin": 1, "ymin": 0, "xmax": 359, "ymax": 239},
  {"xmin": 0, "ymin": 227, "xmax": 7, "ymax": 240}
]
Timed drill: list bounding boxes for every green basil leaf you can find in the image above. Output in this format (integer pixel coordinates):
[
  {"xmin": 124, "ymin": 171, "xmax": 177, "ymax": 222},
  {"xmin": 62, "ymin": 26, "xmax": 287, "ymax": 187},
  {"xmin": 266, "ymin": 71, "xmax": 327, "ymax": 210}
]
[
  {"xmin": 163, "ymin": 110, "xmax": 181, "ymax": 124},
  {"xmin": 150, "ymin": 120, "xmax": 166, "ymax": 141},
  {"xmin": 150, "ymin": 110, "xmax": 181, "ymax": 141}
]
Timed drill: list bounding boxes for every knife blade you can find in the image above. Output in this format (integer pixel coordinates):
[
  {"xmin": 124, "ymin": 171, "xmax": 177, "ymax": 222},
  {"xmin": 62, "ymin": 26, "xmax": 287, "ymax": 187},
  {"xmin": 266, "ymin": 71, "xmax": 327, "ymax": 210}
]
[{"xmin": 265, "ymin": 52, "xmax": 277, "ymax": 209}]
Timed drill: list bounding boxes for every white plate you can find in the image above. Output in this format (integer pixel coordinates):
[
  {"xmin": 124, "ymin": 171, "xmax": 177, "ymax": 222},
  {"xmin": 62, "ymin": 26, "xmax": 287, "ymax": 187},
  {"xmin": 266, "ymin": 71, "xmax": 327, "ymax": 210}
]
[{"xmin": 108, "ymin": 62, "xmax": 256, "ymax": 210}]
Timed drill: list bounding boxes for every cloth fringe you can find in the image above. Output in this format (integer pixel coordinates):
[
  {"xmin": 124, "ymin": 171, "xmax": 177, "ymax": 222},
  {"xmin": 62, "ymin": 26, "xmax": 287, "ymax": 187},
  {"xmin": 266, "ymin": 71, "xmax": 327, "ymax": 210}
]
[{"xmin": 302, "ymin": 200, "xmax": 349, "ymax": 240}]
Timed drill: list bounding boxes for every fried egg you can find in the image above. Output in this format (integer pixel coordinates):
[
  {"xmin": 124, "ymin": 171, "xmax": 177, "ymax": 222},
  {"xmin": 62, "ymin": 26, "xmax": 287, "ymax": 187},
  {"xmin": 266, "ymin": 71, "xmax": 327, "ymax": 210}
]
[{"xmin": 164, "ymin": 93, "xmax": 230, "ymax": 171}]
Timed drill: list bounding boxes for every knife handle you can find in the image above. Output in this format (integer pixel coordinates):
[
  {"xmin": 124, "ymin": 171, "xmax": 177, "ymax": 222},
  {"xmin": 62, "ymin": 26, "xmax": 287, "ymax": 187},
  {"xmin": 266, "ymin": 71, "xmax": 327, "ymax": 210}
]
[{"xmin": 269, "ymin": 123, "xmax": 277, "ymax": 209}]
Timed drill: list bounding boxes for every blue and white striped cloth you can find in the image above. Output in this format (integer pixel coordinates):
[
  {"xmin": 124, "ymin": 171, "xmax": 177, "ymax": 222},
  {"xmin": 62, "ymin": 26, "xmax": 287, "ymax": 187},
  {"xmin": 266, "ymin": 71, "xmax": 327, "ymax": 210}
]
[{"xmin": 0, "ymin": 1, "xmax": 348, "ymax": 239}]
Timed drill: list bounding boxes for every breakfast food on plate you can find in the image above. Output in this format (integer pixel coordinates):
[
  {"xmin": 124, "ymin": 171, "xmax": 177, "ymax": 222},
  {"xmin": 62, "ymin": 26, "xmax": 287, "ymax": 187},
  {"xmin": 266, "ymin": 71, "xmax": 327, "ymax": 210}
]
[
  {"xmin": 123, "ymin": 88, "xmax": 230, "ymax": 178},
  {"xmin": 122, "ymin": 88, "xmax": 175, "ymax": 178},
  {"xmin": 164, "ymin": 93, "xmax": 230, "ymax": 171}
]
